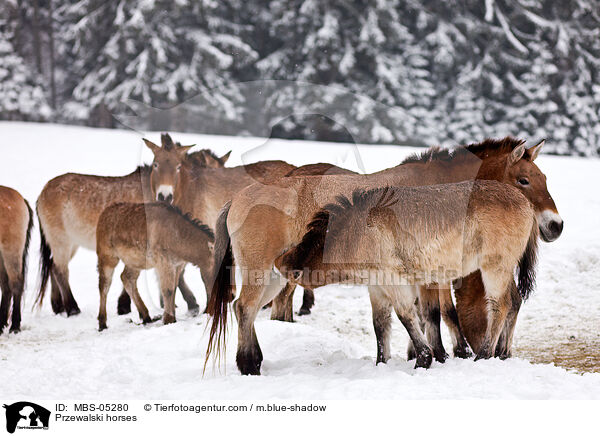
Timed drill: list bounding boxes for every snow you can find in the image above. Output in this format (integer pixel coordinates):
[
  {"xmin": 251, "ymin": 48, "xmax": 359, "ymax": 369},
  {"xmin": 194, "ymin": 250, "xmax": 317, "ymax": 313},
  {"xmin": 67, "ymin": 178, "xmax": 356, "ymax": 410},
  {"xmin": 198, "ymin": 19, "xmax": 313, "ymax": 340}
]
[{"xmin": 0, "ymin": 122, "xmax": 599, "ymax": 400}]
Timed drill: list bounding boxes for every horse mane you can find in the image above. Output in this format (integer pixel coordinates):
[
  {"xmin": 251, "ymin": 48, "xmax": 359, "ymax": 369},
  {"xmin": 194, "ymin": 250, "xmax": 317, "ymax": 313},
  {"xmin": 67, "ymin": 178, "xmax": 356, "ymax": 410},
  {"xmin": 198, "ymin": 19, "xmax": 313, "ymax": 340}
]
[
  {"xmin": 281, "ymin": 187, "xmax": 398, "ymax": 271},
  {"xmin": 402, "ymin": 136, "xmax": 526, "ymax": 164},
  {"xmin": 151, "ymin": 202, "xmax": 215, "ymax": 242},
  {"xmin": 132, "ymin": 164, "xmax": 152, "ymax": 177}
]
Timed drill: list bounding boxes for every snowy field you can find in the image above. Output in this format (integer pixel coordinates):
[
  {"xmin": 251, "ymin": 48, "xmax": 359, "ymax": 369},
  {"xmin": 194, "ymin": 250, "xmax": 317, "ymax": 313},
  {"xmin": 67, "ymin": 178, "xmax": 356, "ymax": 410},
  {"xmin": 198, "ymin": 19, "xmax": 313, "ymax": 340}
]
[{"xmin": 1, "ymin": 121, "xmax": 599, "ymax": 400}]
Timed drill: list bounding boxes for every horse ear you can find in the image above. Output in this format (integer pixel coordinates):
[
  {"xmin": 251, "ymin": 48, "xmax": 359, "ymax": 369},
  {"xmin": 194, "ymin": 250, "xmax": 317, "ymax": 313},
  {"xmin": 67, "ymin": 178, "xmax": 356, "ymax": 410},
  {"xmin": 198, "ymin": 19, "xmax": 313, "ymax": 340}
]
[
  {"xmin": 143, "ymin": 139, "xmax": 160, "ymax": 155},
  {"xmin": 161, "ymin": 133, "xmax": 175, "ymax": 150},
  {"xmin": 526, "ymin": 139, "xmax": 545, "ymax": 161},
  {"xmin": 220, "ymin": 150, "xmax": 232, "ymax": 164},
  {"xmin": 509, "ymin": 142, "xmax": 527, "ymax": 165},
  {"xmin": 176, "ymin": 144, "xmax": 195, "ymax": 156}
]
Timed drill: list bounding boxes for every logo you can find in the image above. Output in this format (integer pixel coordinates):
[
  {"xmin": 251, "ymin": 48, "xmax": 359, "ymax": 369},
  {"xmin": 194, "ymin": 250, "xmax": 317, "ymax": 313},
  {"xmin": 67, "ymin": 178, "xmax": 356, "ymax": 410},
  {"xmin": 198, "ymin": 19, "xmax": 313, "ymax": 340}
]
[{"xmin": 3, "ymin": 402, "xmax": 50, "ymax": 434}]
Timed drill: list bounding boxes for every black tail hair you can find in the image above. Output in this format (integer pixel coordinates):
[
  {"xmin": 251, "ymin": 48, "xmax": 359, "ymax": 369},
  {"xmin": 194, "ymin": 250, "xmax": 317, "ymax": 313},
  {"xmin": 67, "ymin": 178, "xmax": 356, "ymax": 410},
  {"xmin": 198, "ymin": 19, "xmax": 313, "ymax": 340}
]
[
  {"xmin": 517, "ymin": 223, "xmax": 539, "ymax": 300},
  {"xmin": 204, "ymin": 201, "xmax": 235, "ymax": 372},
  {"xmin": 35, "ymin": 211, "xmax": 53, "ymax": 307},
  {"xmin": 21, "ymin": 200, "xmax": 34, "ymax": 289}
]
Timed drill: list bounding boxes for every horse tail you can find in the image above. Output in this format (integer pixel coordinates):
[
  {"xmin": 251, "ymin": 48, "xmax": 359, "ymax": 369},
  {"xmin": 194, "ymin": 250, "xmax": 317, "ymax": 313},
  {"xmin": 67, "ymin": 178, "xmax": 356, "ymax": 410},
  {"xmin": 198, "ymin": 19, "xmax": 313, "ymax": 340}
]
[
  {"xmin": 204, "ymin": 201, "xmax": 235, "ymax": 371},
  {"xmin": 20, "ymin": 199, "xmax": 34, "ymax": 290},
  {"xmin": 517, "ymin": 221, "xmax": 539, "ymax": 300},
  {"xmin": 35, "ymin": 210, "xmax": 53, "ymax": 308}
]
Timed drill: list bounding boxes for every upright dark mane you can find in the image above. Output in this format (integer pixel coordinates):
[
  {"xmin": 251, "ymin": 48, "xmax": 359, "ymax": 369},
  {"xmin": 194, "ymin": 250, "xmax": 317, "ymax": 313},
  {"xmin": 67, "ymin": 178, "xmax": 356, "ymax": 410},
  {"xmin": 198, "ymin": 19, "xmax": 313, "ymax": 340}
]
[
  {"xmin": 151, "ymin": 202, "xmax": 214, "ymax": 241},
  {"xmin": 132, "ymin": 164, "xmax": 152, "ymax": 177},
  {"xmin": 281, "ymin": 187, "xmax": 398, "ymax": 272},
  {"xmin": 402, "ymin": 136, "xmax": 526, "ymax": 164}
]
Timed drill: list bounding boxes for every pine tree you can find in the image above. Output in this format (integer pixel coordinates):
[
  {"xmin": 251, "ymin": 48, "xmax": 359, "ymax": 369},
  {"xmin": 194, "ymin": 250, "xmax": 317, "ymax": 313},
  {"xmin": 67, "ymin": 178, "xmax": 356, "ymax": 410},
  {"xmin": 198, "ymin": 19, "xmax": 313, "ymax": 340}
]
[{"xmin": 0, "ymin": 7, "xmax": 51, "ymax": 121}]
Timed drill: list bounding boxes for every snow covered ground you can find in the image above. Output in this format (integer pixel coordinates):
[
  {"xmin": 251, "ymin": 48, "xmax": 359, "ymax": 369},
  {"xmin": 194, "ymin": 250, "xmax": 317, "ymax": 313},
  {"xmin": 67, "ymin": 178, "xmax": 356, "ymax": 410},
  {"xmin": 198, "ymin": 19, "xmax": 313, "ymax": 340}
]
[{"xmin": 0, "ymin": 121, "xmax": 599, "ymax": 400}]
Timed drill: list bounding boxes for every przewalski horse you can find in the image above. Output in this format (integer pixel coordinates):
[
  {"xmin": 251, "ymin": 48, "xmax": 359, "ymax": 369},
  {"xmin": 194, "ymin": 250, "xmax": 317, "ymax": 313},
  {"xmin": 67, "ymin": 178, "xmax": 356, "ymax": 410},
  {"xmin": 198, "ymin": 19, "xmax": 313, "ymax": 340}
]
[
  {"xmin": 273, "ymin": 182, "xmax": 538, "ymax": 369},
  {"xmin": 35, "ymin": 133, "xmax": 228, "ymax": 316},
  {"xmin": 0, "ymin": 187, "xmax": 33, "ymax": 334},
  {"xmin": 206, "ymin": 137, "xmax": 562, "ymax": 375},
  {"xmin": 96, "ymin": 202, "xmax": 214, "ymax": 330}
]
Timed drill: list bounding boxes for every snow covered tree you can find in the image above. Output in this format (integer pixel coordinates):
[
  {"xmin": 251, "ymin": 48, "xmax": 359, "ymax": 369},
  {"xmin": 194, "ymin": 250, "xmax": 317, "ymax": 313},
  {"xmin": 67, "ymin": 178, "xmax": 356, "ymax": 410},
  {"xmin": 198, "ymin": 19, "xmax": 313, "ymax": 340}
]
[
  {"xmin": 0, "ymin": 6, "xmax": 51, "ymax": 121},
  {"xmin": 59, "ymin": 0, "xmax": 257, "ymax": 131}
]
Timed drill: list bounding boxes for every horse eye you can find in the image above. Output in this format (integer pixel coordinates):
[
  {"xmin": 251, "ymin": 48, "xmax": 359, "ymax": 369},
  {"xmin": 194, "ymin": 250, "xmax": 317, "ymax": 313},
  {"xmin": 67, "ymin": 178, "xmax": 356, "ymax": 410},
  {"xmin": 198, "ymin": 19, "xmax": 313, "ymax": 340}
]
[
  {"xmin": 518, "ymin": 178, "xmax": 530, "ymax": 186},
  {"xmin": 153, "ymin": 162, "xmax": 158, "ymax": 168}
]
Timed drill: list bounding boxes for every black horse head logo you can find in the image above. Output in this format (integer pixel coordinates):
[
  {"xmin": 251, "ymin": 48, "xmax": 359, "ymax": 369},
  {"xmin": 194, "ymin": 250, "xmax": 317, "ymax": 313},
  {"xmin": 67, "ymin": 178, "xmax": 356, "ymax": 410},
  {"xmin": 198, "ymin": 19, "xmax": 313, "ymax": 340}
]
[{"xmin": 3, "ymin": 402, "xmax": 50, "ymax": 434}]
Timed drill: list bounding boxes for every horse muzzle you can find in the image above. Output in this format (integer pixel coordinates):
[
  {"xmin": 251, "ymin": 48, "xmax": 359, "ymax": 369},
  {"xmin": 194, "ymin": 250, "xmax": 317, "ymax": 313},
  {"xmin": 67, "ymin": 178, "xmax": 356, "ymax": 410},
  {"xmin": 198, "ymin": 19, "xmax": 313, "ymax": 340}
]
[
  {"xmin": 538, "ymin": 210, "xmax": 563, "ymax": 242},
  {"xmin": 156, "ymin": 185, "xmax": 174, "ymax": 204}
]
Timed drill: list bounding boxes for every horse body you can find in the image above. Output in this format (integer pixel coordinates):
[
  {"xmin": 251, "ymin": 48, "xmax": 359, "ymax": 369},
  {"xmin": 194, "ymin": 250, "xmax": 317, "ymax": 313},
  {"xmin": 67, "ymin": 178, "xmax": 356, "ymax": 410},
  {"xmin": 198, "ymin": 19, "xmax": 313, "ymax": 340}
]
[
  {"xmin": 0, "ymin": 186, "xmax": 33, "ymax": 333},
  {"xmin": 96, "ymin": 202, "xmax": 214, "ymax": 330},
  {"xmin": 275, "ymin": 181, "xmax": 538, "ymax": 369},
  {"xmin": 208, "ymin": 137, "xmax": 562, "ymax": 375}
]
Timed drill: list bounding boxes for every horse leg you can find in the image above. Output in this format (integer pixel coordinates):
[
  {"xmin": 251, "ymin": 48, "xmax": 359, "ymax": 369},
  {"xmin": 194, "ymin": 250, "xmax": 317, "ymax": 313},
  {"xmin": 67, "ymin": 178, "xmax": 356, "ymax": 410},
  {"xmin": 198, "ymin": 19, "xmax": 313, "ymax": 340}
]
[
  {"xmin": 368, "ymin": 285, "xmax": 392, "ymax": 364},
  {"xmin": 236, "ymin": 269, "xmax": 282, "ymax": 375},
  {"xmin": 51, "ymin": 248, "xmax": 81, "ymax": 316},
  {"xmin": 178, "ymin": 269, "xmax": 200, "ymax": 316},
  {"xmin": 475, "ymin": 270, "xmax": 511, "ymax": 360},
  {"xmin": 495, "ymin": 279, "xmax": 521, "ymax": 359},
  {"xmin": 121, "ymin": 267, "xmax": 152, "ymax": 324},
  {"xmin": 50, "ymin": 272, "xmax": 65, "ymax": 314},
  {"xmin": 298, "ymin": 289, "xmax": 315, "ymax": 316},
  {"xmin": 0, "ymin": 256, "xmax": 11, "ymax": 334},
  {"xmin": 387, "ymin": 285, "xmax": 433, "ymax": 369},
  {"xmin": 417, "ymin": 285, "xmax": 448, "ymax": 363},
  {"xmin": 235, "ymin": 289, "xmax": 263, "ymax": 376},
  {"xmin": 0, "ymin": 252, "xmax": 24, "ymax": 333},
  {"xmin": 157, "ymin": 264, "xmax": 178, "ymax": 325},
  {"xmin": 439, "ymin": 286, "xmax": 472, "ymax": 358},
  {"xmin": 10, "ymin": 281, "xmax": 23, "ymax": 333},
  {"xmin": 117, "ymin": 288, "xmax": 132, "ymax": 315},
  {"xmin": 406, "ymin": 293, "xmax": 425, "ymax": 361},
  {"xmin": 97, "ymin": 255, "xmax": 117, "ymax": 331},
  {"xmin": 270, "ymin": 282, "xmax": 296, "ymax": 322}
]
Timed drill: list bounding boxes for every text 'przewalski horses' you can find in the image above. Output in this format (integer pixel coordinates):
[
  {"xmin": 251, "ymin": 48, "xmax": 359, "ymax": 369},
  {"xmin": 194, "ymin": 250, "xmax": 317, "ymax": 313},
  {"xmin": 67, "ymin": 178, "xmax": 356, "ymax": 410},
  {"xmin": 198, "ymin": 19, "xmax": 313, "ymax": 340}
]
[
  {"xmin": 96, "ymin": 202, "xmax": 214, "ymax": 330},
  {"xmin": 206, "ymin": 137, "xmax": 562, "ymax": 375},
  {"xmin": 35, "ymin": 134, "xmax": 228, "ymax": 317},
  {"xmin": 0, "ymin": 186, "xmax": 33, "ymax": 334}
]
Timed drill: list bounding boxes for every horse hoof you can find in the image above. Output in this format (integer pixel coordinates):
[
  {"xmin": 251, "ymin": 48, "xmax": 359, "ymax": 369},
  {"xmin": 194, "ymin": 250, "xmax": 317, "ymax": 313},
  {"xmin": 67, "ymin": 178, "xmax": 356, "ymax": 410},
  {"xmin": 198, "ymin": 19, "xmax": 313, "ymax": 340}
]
[
  {"xmin": 51, "ymin": 301, "xmax": 65, "ymax": 314},
  {"xmin": 9, "ymin": 326, "xmax": 21, "ymax": 334},
  {"xmin": 434, "ymin": 350, "xmax": 449, "ymax": 363},
  {"xmin": 67, "ymin": 307, "xmax": 81, "ymax": 317},
  {"xmin": 98, "ymin": 324, "xmax": 108, "ymax": 332},
  {"xmin": 187, "ymin": 306, "xmax": 200, "ymax": 317},
  {"xmin": 117, "ymin": 303, "xmax": 132, "ymax": 315},
  {"xmin": 236, "ymin": 351, "xmax": 262, "ymax": 376},
  {"xmin": 414, "ymin": 349, "xmax": 433, "ymax": 369},
  {"xmin": 163, "ymin": 315, "xmax": 177, "ymax": 325},
  {"xmin": 453, "ymin": 346, "xmax": 473, "ymax": 359},
  {"xmin": 297, "ymin": 307, "xmax": 311, "ymax": 316}
]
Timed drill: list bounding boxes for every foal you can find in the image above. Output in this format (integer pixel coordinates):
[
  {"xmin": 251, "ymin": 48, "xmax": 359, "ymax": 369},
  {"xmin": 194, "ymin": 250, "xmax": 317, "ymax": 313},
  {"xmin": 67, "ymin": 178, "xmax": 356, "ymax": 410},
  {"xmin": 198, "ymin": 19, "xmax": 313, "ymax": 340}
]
[
  {"xmin": 96, "ymin": 202, "xmax": 214, "ymax": 331},
  {"xmin": 0, "ymin": 187, "xmax": 33, "ymax": 333},
  {"xmin": 274, "ymin": 182, "xmax": 538, "ymax": 369}
]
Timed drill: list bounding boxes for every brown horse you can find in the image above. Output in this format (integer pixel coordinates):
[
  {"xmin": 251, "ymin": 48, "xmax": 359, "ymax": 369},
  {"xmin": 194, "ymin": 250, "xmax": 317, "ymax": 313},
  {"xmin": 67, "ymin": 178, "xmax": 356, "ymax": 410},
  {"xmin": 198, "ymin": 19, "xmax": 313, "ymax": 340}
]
[
  {"xmin": 0, "ymin": 186, "xmax": 33, "ymax": 334},
  {"xmin": 206, "ymin": 137, "xmax": 562, "ymax": 375},
  {"xmin": 273, "ymin": 138, "xmax": 562, "ymax": 358},
  {"xmin": 96, "ymin": 202, "xmax": 214, "ymax": 330},
  {"xmin": 273, "ymin": 182, "xmax": 538, "ymax": 369},
  {"xmin": 35, "ymin": 133, "xmax": 227, "ymax": 316}
]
